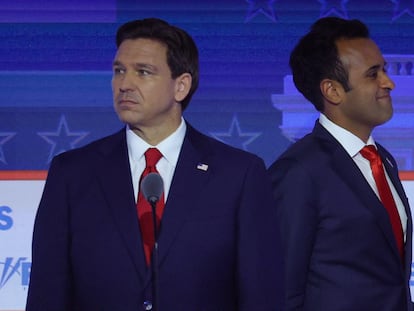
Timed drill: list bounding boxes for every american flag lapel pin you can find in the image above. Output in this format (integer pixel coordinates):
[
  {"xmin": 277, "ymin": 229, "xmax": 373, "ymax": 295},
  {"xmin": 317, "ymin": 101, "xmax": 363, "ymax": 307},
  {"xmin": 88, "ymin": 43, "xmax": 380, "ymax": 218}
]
[{"xmin": 197, "ymin": 163, "xmax": 209, "ymax": 171}]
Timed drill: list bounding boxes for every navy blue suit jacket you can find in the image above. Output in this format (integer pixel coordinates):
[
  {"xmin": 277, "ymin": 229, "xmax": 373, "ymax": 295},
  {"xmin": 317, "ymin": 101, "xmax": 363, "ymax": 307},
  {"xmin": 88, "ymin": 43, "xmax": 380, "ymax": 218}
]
[
  {"xmin": 26, "ymin": 123, "xmax": 284, "ymax": 311},
  {"xmin": 268, "ymin": 122, "xmax": 412, "ymax": 311}
]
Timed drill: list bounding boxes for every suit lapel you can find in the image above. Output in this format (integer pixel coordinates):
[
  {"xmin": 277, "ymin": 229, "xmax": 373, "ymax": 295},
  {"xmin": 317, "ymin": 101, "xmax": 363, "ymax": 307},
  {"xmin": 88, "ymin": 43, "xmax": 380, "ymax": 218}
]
[
  {"xmin": 379, "ymin": 146, "xmax": 410, "ymax": 211},
  {"xmin": 156, "ymin": 125, "xmax": 213, "ymax": 266},
  {"xmin": 93, "ymin": 129, "xmax": 148, "ymax": 283},
  {"xmin": 378, "ymin": 145, "xmax": 413, "ymax": 269},
  {"xmin": 313, "ymin": 123, "xmax": 401, "ymax": 261}
]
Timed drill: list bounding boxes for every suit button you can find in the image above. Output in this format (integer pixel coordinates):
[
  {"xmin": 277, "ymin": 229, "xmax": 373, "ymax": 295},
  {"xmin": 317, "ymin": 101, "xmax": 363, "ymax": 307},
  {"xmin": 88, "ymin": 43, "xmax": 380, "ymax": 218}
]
[{"xmin": 143, "ymin": 301, "xmax": 153, "ymax": 310}]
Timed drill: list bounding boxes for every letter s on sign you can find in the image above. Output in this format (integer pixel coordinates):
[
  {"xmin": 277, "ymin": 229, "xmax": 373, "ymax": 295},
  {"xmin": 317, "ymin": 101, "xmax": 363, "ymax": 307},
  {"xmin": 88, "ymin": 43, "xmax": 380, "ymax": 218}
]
[{"xmin": 0, "ymin": 206, "xmax": 13, "ymax": 230}]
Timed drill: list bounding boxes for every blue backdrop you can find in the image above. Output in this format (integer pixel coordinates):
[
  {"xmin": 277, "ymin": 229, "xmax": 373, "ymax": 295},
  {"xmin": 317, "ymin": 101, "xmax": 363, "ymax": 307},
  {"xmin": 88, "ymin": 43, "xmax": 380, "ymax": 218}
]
[
  {"xmin": 0, "ymin": 1, "xmax": 414, "ymax": 309},
  {"xmin": 0, "ymin": 0, "xmax": 413, "ymax": 169}
]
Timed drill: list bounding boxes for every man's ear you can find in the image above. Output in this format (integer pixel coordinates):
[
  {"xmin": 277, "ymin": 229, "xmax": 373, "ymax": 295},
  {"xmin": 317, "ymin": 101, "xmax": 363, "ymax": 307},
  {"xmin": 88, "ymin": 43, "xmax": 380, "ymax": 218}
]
[
  {"xmin": 320, "ymin": 79, "xmax": 342, "ymax": 105},
  {"xmin": 175, "ymin": 73, "xmax": 192, "ymax": 102}
]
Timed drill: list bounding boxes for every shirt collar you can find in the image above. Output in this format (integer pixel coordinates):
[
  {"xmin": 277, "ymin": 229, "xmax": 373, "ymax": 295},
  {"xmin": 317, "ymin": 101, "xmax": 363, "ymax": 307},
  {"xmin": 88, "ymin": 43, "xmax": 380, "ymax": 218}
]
[
  {"xmin": 319, "ymin": 113, "xmax": 376, "ymax": 157},
  {"xmin": 126, "ymin": 117, "xmax": 187, "ymax": 165}
]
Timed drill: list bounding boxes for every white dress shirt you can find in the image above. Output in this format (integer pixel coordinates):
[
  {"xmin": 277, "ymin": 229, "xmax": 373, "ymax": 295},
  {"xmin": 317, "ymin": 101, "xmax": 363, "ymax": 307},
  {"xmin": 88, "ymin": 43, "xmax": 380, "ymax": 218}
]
[
  {"xmin": 127, "ymin": 118, "xmax": 186, "ymax": 203},
  {"xmin": 319, "ymin": 113, "xmax": 407, "ymax": 240}
]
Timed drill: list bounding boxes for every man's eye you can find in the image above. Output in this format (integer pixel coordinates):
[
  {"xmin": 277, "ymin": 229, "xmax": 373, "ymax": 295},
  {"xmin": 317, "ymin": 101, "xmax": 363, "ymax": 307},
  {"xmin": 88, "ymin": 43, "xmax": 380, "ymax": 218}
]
[
  {"xmin": 113, "ymin": 67, "xmax": 125, "ymax": 75},
  {"xmin": 138, "ymin": 69, "xmax": 151, "ymax": 76},
  {"xmin": 368, "ymin": 72, "xmax": 378, "ymax": 79}
]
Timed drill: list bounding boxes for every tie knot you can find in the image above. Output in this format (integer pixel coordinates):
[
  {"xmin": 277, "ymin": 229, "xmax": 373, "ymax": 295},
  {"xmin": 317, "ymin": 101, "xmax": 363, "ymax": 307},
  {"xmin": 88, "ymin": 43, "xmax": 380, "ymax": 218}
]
[
  {"xmin": 144, "ymin": 148, "xmax": 162, "ymax": 168},
  {"xmin": 360, "ymin": 145, "xmax": 380, "ymax": 164}
]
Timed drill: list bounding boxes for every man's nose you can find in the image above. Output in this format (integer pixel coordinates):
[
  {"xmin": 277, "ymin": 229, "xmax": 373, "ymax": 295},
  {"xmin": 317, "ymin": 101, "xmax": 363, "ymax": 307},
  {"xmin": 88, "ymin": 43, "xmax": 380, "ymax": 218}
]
[
  {"xmin": 119, "ymin": 73, "xmax": 135, "ymax": 92},
  {"xmin": 381, "ymin": 72, "xmax": 395, "ymax": 91}
]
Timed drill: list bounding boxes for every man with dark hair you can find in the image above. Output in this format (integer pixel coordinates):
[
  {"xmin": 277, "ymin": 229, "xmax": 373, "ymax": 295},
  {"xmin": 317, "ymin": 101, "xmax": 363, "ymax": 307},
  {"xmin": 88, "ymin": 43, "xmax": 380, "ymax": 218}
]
[
  {"xmin": 268, "ymin": 17, "xmax": 412, "ymax": 310},
  {"xmin": 26, "ymin": 18, "xmax": 284, "ymax": 311}
]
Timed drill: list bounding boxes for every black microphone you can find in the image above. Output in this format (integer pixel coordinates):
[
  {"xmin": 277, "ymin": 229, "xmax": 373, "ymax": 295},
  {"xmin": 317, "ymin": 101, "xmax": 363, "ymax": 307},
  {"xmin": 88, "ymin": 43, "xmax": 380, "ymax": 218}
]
[
  {"xmin": 141, "ymin": 172, "xmax": 164, "ymax": 204},
  {"xmin": 140, "ymin": 172, "xmax": 164, "ymax": 311}
]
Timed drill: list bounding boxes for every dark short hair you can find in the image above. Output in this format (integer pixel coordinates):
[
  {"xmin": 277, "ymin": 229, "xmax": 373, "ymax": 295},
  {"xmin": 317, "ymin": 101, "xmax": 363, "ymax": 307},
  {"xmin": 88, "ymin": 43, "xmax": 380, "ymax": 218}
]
[
  {"xmin": 289, "ymin": 17, "xmax": 370, "ymax": 111},
  {"xmin": 116, "ymin": 18, "xmax": 199, "ymax": 110}
]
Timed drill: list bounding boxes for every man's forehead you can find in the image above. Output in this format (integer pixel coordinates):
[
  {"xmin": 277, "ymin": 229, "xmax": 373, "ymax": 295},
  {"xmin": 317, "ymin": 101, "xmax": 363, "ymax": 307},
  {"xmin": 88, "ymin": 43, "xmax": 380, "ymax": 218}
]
[
  {"xmin": 114, "ymin": 38, "xmax": 168, "ymax": 63},
  {"xmin": 336, "ymin": 38, "xmax": 384, "ymax": 67}
]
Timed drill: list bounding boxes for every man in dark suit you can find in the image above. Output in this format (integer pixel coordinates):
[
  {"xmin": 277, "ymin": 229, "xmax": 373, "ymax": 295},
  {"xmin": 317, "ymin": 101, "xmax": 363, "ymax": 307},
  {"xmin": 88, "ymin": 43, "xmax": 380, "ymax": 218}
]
[
  {"xmin": 268, "ymin": 17, "xmax": 412, "ymax": 310},
  {"xmin": 26, "ymin": 18, "xmax": 284, "ymax": 311}
]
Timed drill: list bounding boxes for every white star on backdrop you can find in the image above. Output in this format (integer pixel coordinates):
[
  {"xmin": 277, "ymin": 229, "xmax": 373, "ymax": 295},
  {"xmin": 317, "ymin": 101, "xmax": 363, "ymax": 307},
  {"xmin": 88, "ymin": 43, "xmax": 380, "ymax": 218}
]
[
  {"xmin": 0, "ymin": 132, "xmax": 16, "ymax": 164},
  {"xmin": 245, "ymin": 0, "xmax": 278, "ymax": 22},
  {"xmin": 38, "ymin": 115, "xmax": 89, "ymax": 163},
  {"xmin": 391, "ymin": 0, "xmax": 414, "ymax": 21},
  {"xmin": 319, "ymin": 0, "xmax": 349, "ymax": 18},
  {"xmin": 210, "ymin": 115, "xmax": 261, "ymax": 151}
]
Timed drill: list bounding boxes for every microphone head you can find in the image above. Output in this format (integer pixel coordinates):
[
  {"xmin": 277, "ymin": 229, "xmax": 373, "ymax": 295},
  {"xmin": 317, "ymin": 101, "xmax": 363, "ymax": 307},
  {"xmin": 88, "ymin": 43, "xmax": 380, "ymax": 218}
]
[{"xmin": 141, "ymin": 172, "xmax": 164, "ymax": 204}]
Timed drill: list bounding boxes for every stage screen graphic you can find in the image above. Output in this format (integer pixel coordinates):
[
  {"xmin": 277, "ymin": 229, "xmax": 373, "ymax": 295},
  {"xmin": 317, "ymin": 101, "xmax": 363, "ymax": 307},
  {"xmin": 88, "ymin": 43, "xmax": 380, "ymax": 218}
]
[{"xmin": 0, "ymin": 0, "xmax": 413, "ymax": 309}]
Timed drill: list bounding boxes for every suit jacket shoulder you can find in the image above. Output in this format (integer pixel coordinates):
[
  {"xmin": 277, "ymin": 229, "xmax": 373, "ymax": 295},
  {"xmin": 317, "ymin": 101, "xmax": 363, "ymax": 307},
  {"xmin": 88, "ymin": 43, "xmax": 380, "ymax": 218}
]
[{"xmin": 51, "ymin": 128, "xmax": 126, "ymax": 167}]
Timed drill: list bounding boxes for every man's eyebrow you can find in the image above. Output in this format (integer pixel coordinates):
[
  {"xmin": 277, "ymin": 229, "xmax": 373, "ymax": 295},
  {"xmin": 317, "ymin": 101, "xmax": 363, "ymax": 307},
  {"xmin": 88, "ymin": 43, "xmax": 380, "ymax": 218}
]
[
  {"xmin": 112, "ymin": 60, "xmax": 123, "ymax": 67},
  {"xmin": 133, "ymin": 63, "xmax": 158, "ymax": 71},
  {"xmin": 364, "ymin": 64, "xmax": 382, "ymax": 75}
]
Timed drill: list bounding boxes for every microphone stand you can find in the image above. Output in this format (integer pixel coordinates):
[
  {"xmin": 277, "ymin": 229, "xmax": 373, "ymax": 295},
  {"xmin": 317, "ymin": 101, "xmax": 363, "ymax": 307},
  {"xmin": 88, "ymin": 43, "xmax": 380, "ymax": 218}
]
[
  {"xmin": 142, "ymin": 172, "xmax": 164, "ymax": 311},
  {"xmin": 150, "ymin": 199, "xmax": 159, "ymax": 311}
]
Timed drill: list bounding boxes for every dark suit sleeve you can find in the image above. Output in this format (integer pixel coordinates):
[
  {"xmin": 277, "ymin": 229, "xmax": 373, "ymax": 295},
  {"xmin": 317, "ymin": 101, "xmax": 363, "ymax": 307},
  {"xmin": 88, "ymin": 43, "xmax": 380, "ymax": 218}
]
[
  {"xmin": 268, "ymin": 158, "xmax": 318, "ymax": 310},
  {"xmin": 26, "ymin": 156, "xmax": 73, "ymax": 311},
  {"xmin": 237, "ymin": 156, "xmax": 285, "ymax": 311}
]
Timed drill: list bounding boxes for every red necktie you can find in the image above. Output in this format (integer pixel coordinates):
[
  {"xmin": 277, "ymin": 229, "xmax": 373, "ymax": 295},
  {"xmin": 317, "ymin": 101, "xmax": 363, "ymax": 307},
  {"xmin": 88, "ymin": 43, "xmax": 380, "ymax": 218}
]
[
  {"xmin": 360, "ymin": 145, "xmax": 404, "ymax": 259},
  {"xmin": 137, "ymin": 148, "xmax": 165, "ymax": 266}
]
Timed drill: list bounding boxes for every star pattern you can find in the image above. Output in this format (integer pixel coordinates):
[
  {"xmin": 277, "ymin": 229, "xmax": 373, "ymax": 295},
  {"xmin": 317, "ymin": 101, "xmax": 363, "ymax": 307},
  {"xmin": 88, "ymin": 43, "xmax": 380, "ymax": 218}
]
[
  {"xmin": 210, "ymin": 115, "xmax": 261, "ymax": 151},
  {"xmin": 319, "ymin": 0, "xmax": 349, "ymax": 19},
  {"xmin": 38, "ymin": 115, "xmax": 89, "ymax": 163},
  {"xmin": 245, "ymin": 0, "xmax": 278, "ymax": 23},
  {"xmin": 0, "ymin": 132, "xmax": 16, "ymax": 164},
  {"xmin": 391, "ymin": 0, "xmax": 414, "ymax": 22}
]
